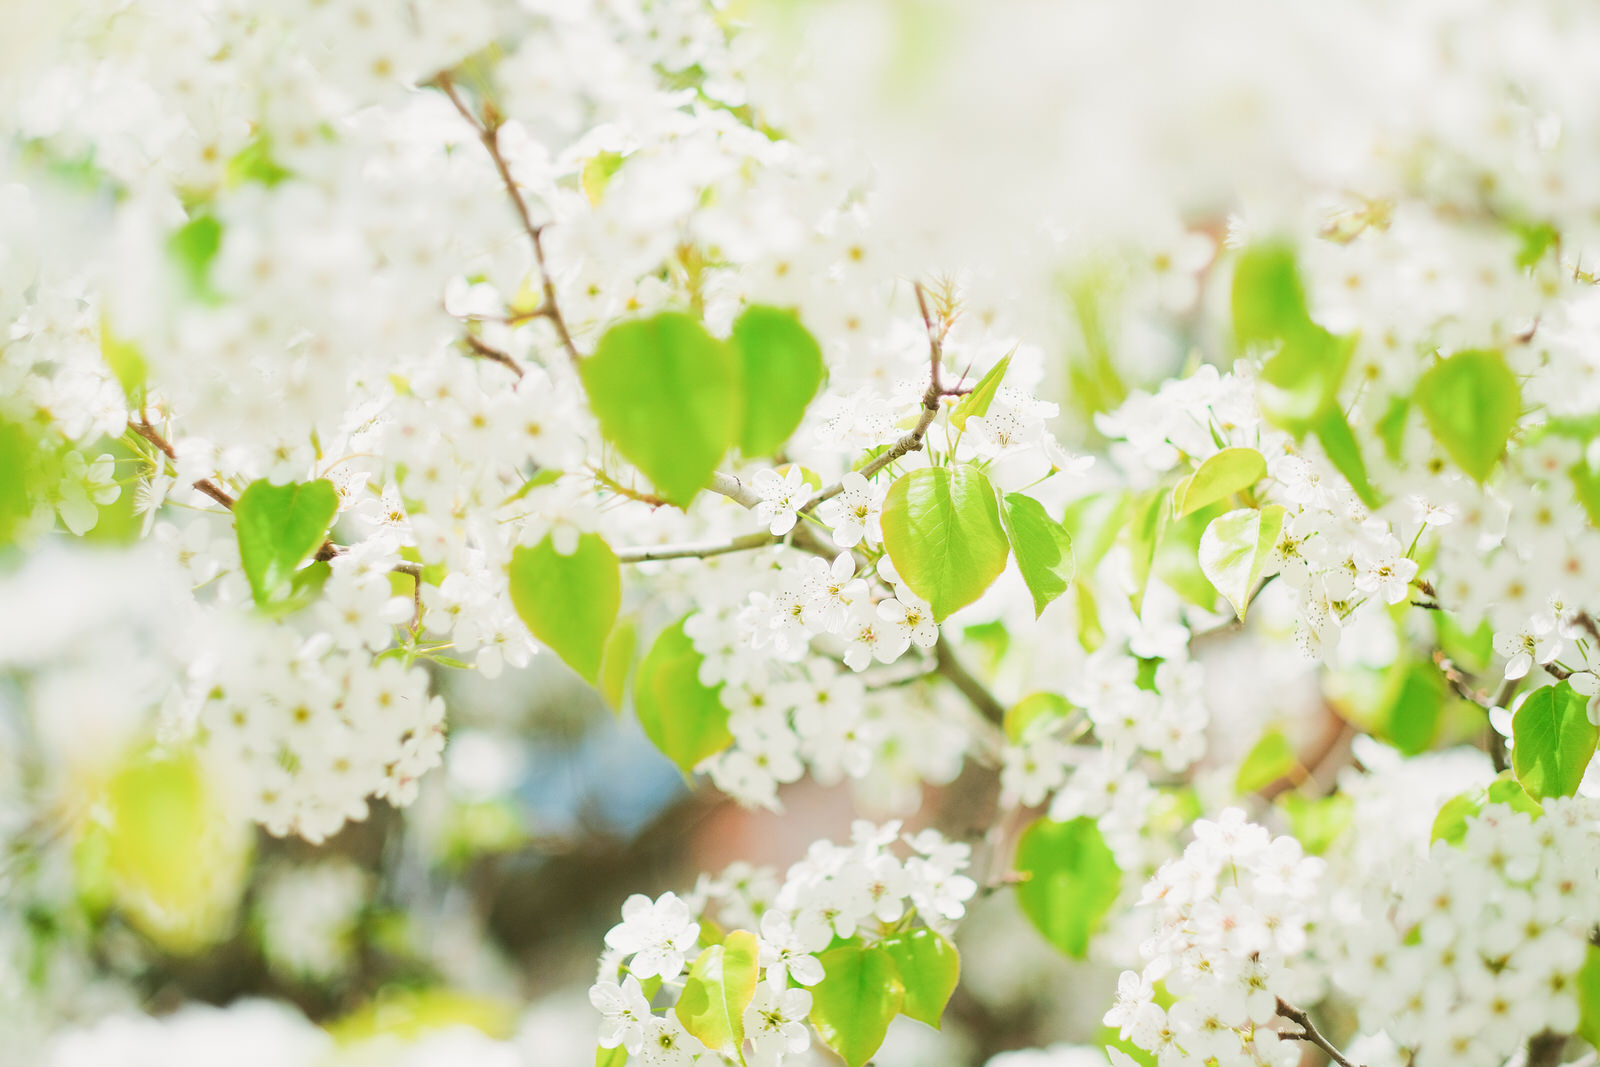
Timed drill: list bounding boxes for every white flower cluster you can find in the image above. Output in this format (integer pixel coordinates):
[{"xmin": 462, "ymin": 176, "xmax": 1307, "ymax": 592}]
[
  {"xmin": 1106, "ymin": 809, "xmax": 1325, "ymax": 1067},
  {"xmin": 590, "ymin": 822, "xmax": 976, "ymax": 1067},
  {"xmin": 681, "ymin": 609, "xmax": 968, "ymax": 812},
  {"xmin": 191, "ymin": 622, "xmax": 444, "ymax": 843},
  {"xmin": 1332, "ymin": 798, "xmax": 1600, "ymax": 1067}
]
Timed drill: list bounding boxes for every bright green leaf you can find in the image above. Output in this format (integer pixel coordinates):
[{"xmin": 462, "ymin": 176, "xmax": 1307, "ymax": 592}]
[
  {"xmin": 881, "ymin": 466, "xmax": 1010, "ymax": 621},
  {"xmin": 949, "ymin": 354, "xmax": 1011, "ymax": 430},
  {"xmin": 507, "ymin": 534, "xmax": 621, "ymax": 685},
  {"xmin": 168, "ymin": 214, "xmax": 223, "ymax": 303},
  {"xmin": 1125, "ymin": 488, "xmax": 1167, "ymax": 614},
  {"xmin": 1172, "ymin": 447, "xmax": 1267, "ymax": 517},
  {"xmin": 1415, "ymin": 349, "xmax": 1521, "ymax": 483},
  {"xmin": 729, "ymin": 305, "xmax": 824, "ymax": 457},
  {"xmin": 1384, "ymin": 660, "xmax": 1446, "ymax": 757},
  {"xmin": 1235, "ymin": 729, "xmax": 1297, "ymax": 794},
  {"xmin": 633, "ymin": 618, "xmax": 733, "ymax": 775},
  {"xmin": 1004, "ymin": 692, "xmax": 1074, "ymax": 745},
  {"xmin": 1309, "ymin": 404, "xmax": 1378, "ymax": 508},
  {"xmin": 809, "ymin": 941, "xmax": 905, "ymax": 1067},
  {"xmin": 1014, "ymin": 816, "xmax": 1121, "ymax": 958},
  {"xmin": 599, "ymin": 615, "xmax": 638, "ymax": 711},
  {"xmin": 1512, "ymin": 681, "xmax": 1598, "ymax": 799},
  {"xmin": 1278, "ymin": 793, "xmax": 1352, "ymax": 855},
  {"xmin": 1197, "ymin": 505, "xmax": 1285, "ymax": 620},
  {"xmin": 1432, "ymin": 772, "xmax": 1542, "ymax": 845},
  {"xmin": 582, "ymin": 151, "xmax": 626, "ymax": 205},
  {"xmin": 999, "ymin": 492, "xmax": 1075, "ymax": 617},
  {"xmin": 596, "ymin": 1046, "xmax": 627, "ymax": 1067},
  {"xmin": 234, "ymin": 479, "xmax": 339, "ymax": 607},
  {"xmin": 1061, "ymin": 492, "xmax": 1131, "ymax": 575},
  {"xmin": 675, "ymin": 930, "xmax": 759, "ymax": 1058},
  {"xmin": 879, "ymin": 928, "xmax": 959, "ymax": 1029},
  {"xmin": 100, "ymin": 318, "xmax": 148, "ymax": 403},
  {"xmin": 580, "ymin": 313, "xmax": 742, "ymax": 507},
  {"xmin": 1576, "ymin": 944, "xmax": 1600, "ymax": 1051}
]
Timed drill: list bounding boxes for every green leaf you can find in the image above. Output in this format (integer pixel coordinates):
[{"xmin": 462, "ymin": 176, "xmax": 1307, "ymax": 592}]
[
  {"xmin": 808, "ymin": 941, "xmax": 905, "ymax": 1067},
  {"xmin": 1171, "ymin": 447, "xmax": 1267, "ymax": 517},
  {"xmin": 675, "ymin": 930, "xmax": 759, "ymax": 1059},
  {"xmin": 580, "ymin": 313, "xmax": 742, "ymax": 507},
  {"xmin": 1014, "ymin": 816, "xmax": 1121, "ymax": 958},
  {"xmin": 1278, "ymin": 793, "xmax": 1352, "ymax": 855},
  {"xmin": 168, "ymin": 214, "xmax": 223, "ymax": 303},
  {"xmin": 881, "ymin": 466, "xmax": 1010, "ymax": 621},
  {"xmin": 507, "ymin": 534, "xmax": 621, "ymax": 685},
  {"xmin": 949, "ymin": 354, "xmax": 1011, "ymax": 430},
  {"xmin": 234, "ymin": 479, "xmax": 339, "ymax": 607},
  {"xmin": 1415, "ymin": 349, "xmax": 1521, "ymax": 483},
  {"xmin": 1061, "ymin": 491, "xmax": 1131, "ymax": 575},
  {"xmin": 596, "ymin": 1046, "xmax": 627, "ymax": 1067},
  {"xmin": 599, "ymin": 615, "xmax": 638, "ymax": 711},
  {"xmin": 1431, "ymin": 771, "xmax": 1542, "ymax": 845},
  {"xmin": 879, "ymin": 928, "xmax": 959, "ymax": 1029},
  {"xmin": 1231, "ymin": 244, "xmax": 1376, "ymax": 505},
  {"xmin": 1512, "ymin": 681, "xmax": 1598, "ymax": 799},
  {"xmin": 998, "ymin": 492, "xmax": 1075, "ymax": 617},
  {"xmin": 633, "ymin": 618, "xmax": 733, "ymax": 775},
  {"xmin": 1309, "ymin": 404, "xmax": 1378, "ymax": 508},
  {"xmin": 1125, "ymin": 488, "xmax": 1168, "ymax": 614},
  {"xmin": 100, "ymin": 318, "xmax": 148, "ymax": 403},
  {"xmin": 1384, "ymin": 660, "xmax": 1446, "ymax": 757},
  {"xmin": 1430, "ymin": 790, "xmax": 1482, "ymax": 846},
  {"xmin": 1576, "ymin": 944, "xmax": 1600, "ymax": 1051},
  {"xmin": 1235, "ymin": 729, "xmax": 1297, "ymax": 794},
  {"xmin": 1197, "ymin": 505, "xmax": 1285, "ymax": 620},
  {"xmin": 728, "ymin": 305, "xmax": 825, "ymax": 457},
  {"xmin": 1004, "ymin": 692, "xmax": 1074, "ymax": 745},
  {"xmin": 225, "ymin": 138, "xmax": 293, "ymax": 187},
  {"xmin": 581, "ymin": 151, "xmax": 626, "ymax": 205},
  {"xmin": 0, "ymin": 416, "xmax": 45, "ymax": 547}
]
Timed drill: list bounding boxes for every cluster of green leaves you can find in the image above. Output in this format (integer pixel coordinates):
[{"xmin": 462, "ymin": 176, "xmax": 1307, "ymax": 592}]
[
  {"xmin": 806, "ymin": 928, "xmax": 961, "ymax": 1067},
  {"xmin": 580, "ymin": 307, "xmax": 824, "ymax": 506},
  {"xmin": 881, "ymin": 464, "xmax": 1075, "ymax": 623}
]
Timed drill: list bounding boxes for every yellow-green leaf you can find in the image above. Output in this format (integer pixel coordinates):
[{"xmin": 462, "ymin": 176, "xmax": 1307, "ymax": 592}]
[
  {"xmin": 1014, "ymin": 816, "xmax": 1121, "ymax": 958},
  {"xmin": 998, "ymin": 492, "xmax": 1075, "ymax": 618},
  {"xmin": 882, "ymin": 465, "xmax": 1010, "ymax": 621},
  {"xmin": 1171, "ymin": 447, "xmax": 1266, "ymax": 517},
  {"xmin": 879, "ymin": 928, "xmax": 959, "ymax": 1029},
  {"xmin": 1416, "ymin": 349, "xmax": 1521, "ymax": 483},
  {"xmin": 234, "ymin": 479, "xmax": 339, "ymax": 606},
  {"xmin": 730, "ymin": 305, "xmax": 825, "ymax": 457},
  {"xmin": 1197, "ymin": 505, "xmax": 1285, "ymax": 619},
  {"xmin": 808, "ymin": 941, "xmax": 905, "ymax": 1067},
  {"xmin": 949, "ymin": 353, "xmax": 1011, "ymax": 430},
  {"xmin": 1512, "ymin": 681, "xmax": 1598, "ymax": 799},
  {"xmin": 1235, "ymin": 729, "xmax": 1297, "ymax": 794},
  {"xmin": 580, "ymin": 313, "xmax": 742, "ymax": 507},
  {"xmin": 675, "ymin": 930, "xmax": 759, "ymax": 1058},
  {"xmin": 634, "ymin": 618, "xmax": 733, "ymax": 775},
  {"xmin": 508, "ymin": 534, "xmax": 621, "ymax": 685}
]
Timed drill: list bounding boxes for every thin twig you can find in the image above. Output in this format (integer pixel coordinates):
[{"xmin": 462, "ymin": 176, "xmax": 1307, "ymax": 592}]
[
  {"xmin": 435, "ymin": 72, "xmax": 582, "ymax": 366},
  {"xmin": 934, "ymin": 637, "xmax": 1006, "ymax": 725},
  {"xmin": 131, "ymin": 418, "xmax": 236, "ymax": 509},
  {"xmin": 464, "ymin": 334, "xmax": 525, "ymax": 377},
  {"xmin": 1275, "ymin": 998, "xmax": 1362, "ymax": 1067}
]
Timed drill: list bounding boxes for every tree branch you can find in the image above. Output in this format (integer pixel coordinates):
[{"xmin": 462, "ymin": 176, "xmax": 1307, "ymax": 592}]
[
  {"xmin": 1275, "ymin": 999, "xmax": 1362, "ymax": 1067},
  {"xmin": 934, "ymin": 637, "xmax": 1006, "ymax": 725},
  {"xmin": 464, "ymin": 334, "xmax": 525, "ymax": 378},
  {"xmin": 131, "ymin": 418, "xmax": 236, "ymax": 509},
  {"xmin": 615, "ymin": 530, "xmax": 781, "ymax": 563},
  {"xmin": 1526, "ymin": 1031, "xmax": 1568, "ymax": 1067},
  {"xmin": 435, "ymin": 72, "xmax": 582, "ymax": 367}
]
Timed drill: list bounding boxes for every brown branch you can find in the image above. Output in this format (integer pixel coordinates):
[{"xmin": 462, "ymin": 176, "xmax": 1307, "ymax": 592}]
[
  {"xmin": 1275, "ymin": 999, "xmax": 1362, "ymax": 1067},
  {"xmin": 131, "ymin": 418, "xmax": 236, "ymax": 509},
  {"xmin": 464, "ymin": 334, "xmax": 525, "ymax": 378},
  {"xmin": 1527, "ymin": 1032, "xmax": 1568, "ymax": 1067},
  {"xmin": 592, "ymin": 469, "xmax": 671, "ymax": 508},
  {"xmin": 934, "ymin": 638, "xmax": 1006, "ymax": 725},
  {"xmin": 435, "ymin": 72, "xmax": 582, "ymax": 367}
]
